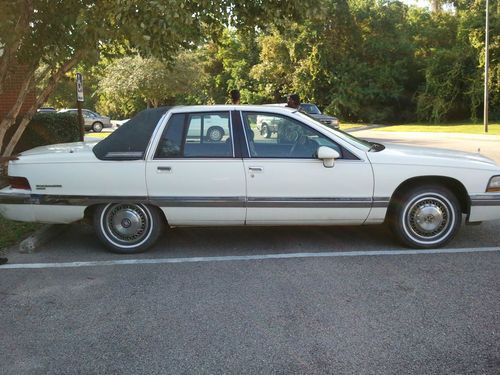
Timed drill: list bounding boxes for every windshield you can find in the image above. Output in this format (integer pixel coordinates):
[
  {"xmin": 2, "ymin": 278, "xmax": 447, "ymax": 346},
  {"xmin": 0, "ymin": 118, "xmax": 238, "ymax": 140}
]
[
  {"xmin": 295, "ymin": 111, "xmax": 374, "ymax": 151},
  {"xmin": 299, "ymin": 104, "xmax": 321, "ymax": 115}
]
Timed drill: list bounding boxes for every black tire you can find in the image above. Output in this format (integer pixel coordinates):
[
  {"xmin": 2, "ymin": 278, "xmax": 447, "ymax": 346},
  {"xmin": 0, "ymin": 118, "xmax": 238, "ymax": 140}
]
[
  {"xmin": 207, "ymin": 126, "xmax": 224, "ymax": 142},
  {"xmin": 389, "ymin": 185, "xmax": 461, "ymax": 248},
  {"xmin": 94, "ymin": 203, "xmax": 164, "ymax": 254},
  {"xmin": 92, "ymin": 122, "xmax": 103, "ymax": 132}
]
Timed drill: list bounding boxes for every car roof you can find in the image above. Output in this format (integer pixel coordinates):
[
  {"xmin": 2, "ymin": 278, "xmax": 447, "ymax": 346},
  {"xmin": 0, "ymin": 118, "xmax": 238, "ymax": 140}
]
[{"xmin": 168, "ymin": 104, "xmax": 298, "ymax": 115}]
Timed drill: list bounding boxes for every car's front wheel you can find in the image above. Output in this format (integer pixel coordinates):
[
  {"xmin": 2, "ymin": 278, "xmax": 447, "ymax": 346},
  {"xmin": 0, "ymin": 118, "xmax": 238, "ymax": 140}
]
[
  {"xmin": 94, "ymin": 203, "xmax": 163, "ymax": 254},
  {"xmin": 389, "ymin": 185, "xmax": 461, "ymax": 248}
]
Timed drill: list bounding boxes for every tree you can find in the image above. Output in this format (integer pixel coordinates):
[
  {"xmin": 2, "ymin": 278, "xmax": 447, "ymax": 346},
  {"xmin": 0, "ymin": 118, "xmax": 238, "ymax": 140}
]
[
  {"xmin": 98, "ymin": 52, "xmax": 204, "ymax": 117},
  {"xmin": 0, "ymin": 0, "xmax": 319, "ymax": 157}
]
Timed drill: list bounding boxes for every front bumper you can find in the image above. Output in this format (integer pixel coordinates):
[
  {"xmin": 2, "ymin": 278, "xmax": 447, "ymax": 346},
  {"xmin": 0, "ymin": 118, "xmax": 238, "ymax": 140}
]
[{"xmin": 468, "ymin": 193, "xmax": 500, "ymax": 222}]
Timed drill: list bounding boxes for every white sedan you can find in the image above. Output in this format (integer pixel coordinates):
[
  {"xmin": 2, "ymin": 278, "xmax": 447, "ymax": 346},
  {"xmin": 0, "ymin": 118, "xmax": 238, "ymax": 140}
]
[{"xmin": 1, "ymin": 105, "xmax": 499, "ymax": 253}]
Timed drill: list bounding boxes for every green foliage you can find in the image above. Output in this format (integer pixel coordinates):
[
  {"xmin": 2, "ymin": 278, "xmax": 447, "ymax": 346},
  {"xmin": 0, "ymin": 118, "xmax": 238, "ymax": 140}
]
[
  {"xmin": 97, "ymin": 52, "xmax": 204, "ymax": 117},
  {"xmin": 36, "ymin": 0, "xmax": 499, "ymax": 123},
  {"xmin": 0, "ymin": 216, "xmax": 42, "ymax": 251},
  {"xmin": 414, "ymin": 0, "xmax": 499, "ymax": 122},
  {"xmin": 41, "ymin": 67, "xmax": 101, "ymax": 111},
  {"xmin": 7, "ymin": 113, "xmax": 80, "ymax": 153}
]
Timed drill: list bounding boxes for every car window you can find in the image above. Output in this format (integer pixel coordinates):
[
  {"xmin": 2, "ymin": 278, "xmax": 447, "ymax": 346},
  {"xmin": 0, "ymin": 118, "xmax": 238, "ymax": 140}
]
[
  {"xmin": 155, "ymin": 112, "xmax": 233, "ymax": 159},
  {"xmin": 299, "ymin": 104, "xmax": 321, "ymax": 115},
  {"xmin": 155, "ymin": 114, "xmax": 184, "ymax": 158},
  {"xmin": 242, "ymin": 112, "xmax": 341, "ymax": 159}
]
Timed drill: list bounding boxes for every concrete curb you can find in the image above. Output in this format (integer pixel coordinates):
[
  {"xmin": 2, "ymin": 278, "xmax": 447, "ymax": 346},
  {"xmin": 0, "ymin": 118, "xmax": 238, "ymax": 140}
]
[{"xmin": 19, "ymin": 224, "xmax": 67, "ymax": 254}]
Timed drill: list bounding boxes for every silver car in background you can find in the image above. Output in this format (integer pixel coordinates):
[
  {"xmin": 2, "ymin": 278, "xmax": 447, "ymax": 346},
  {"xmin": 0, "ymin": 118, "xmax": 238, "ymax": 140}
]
[
  {"xmin": 299, "ymin": 103, "xmax": 340, "ymax": 129},
  {"xmin": 59, "ymin": 109, "xmax": 112, "ymax": 132}
]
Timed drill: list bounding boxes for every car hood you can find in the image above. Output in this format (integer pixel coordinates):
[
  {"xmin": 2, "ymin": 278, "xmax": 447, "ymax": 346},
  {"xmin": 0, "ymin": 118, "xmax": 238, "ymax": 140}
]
[
  {"xmin": 15, "ymin": 141, "xmax": 99, "ymax": 163},
  {"xmin": 367, "ymin": 143, "xmax": 499, "ymax": 170}
]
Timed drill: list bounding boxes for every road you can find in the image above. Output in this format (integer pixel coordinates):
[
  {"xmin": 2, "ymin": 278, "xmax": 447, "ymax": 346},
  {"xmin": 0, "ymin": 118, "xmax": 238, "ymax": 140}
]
[
  {"xmin": 0, "ymin": 131, "xmax": 499, "ymax": 374},
  {"xmin": 351, "ymin": 128, "xmax": 500, "ymax": 162}
]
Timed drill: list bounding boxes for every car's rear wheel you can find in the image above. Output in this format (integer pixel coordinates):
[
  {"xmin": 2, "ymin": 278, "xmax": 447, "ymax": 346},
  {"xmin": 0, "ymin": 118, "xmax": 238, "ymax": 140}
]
[
  {"xmin": 207, "ymin": 126, "xmax": 224, "ymax": 142},
  {"xmin": 92, "ymin": 122, "xmax": 103, "ymax": 132},
  {"xmin": 389, "ymin": 185, "xmax": 461, "ymax": 248},
  {"xmin": 94, "ymin": 203, "xmax": 163, "ymax": 254}
]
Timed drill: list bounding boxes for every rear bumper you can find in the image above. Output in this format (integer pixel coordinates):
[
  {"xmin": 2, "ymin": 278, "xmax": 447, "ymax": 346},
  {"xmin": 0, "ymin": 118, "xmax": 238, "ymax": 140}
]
[
  {"xmin": 0, "ymin": 189, "xmax": 85, "ymax": 223},
  {"xmin": 468, "ymin": 194, "xmax": 500, "ymax": 222}
]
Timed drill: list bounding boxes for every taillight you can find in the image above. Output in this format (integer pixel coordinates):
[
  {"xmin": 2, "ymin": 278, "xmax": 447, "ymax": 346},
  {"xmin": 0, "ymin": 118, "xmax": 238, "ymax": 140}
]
[{"xmin": 8, "ymin": 176, "xmax": 31, "ymax": 190}]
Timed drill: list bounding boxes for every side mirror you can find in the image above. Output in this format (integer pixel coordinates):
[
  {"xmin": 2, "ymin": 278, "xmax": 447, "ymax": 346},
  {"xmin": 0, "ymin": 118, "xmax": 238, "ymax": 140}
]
[{"xmin": 317, "ymin": 146, "xmax": 340, "ymax": 168}]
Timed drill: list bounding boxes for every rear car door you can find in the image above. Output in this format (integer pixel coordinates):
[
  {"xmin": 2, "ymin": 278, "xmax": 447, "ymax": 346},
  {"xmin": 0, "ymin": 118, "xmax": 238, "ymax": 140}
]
[{"xmin": 146, "ymin": 110, "xmax": 246, "ymax": 225}]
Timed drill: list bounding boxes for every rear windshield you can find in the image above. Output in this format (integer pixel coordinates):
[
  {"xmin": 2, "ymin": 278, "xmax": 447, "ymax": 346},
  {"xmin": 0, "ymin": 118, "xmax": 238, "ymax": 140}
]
[{"xmin": 93, "ymin": 107, "xmax": 172, "ymax": 160}]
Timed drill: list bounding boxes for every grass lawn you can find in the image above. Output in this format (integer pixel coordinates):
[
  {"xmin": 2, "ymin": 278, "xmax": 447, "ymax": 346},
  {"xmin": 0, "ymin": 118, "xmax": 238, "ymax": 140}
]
[
  {"xmin": 340, "ymin": 123, "xmax": 367, "ymax": 130},
  {"xmin": 85, "ymin": 132, "xmax": 110, "ymax": 139},
  {"xmin": 339, "ymin": 121, "xmax": 500, "ymax": 134},
  {"xmin": 0, "ymin": 216, "xmax": 43, "ymax": 252},
  {"xmin": 373, "ymin": 122, "xmax": 500, "ymax": 135}
]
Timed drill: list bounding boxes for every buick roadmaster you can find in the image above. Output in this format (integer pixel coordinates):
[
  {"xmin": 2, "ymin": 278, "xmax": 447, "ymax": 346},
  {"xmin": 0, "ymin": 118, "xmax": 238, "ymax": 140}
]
[{"xmin": 1, "ymin": 106, "xmax": 499, "ymax": 253}]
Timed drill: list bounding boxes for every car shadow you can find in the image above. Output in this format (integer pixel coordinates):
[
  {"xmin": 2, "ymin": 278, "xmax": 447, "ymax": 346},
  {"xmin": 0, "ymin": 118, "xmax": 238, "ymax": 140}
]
[{"xmin": 10, "ymin": 219, "xmax": 500, "ymax": 263}]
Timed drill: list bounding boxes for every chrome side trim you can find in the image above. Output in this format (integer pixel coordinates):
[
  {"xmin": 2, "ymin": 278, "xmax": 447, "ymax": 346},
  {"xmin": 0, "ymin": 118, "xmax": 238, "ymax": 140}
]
[
  {"xmin": 247, "ymin": 197, "xmax": 389, "ymax": 208},
  {"xmin": 151, "ymin": 196, "xmax": 246, "ymax": 208},
  {"xmin": 34, "ymin": 195, "xmax": 150, "ymax": 206},
  {"xmin": 105, "ymin": 151, "xmax": 144, "ymax": 158},
  {"xmin": 0, "ymin": 193, "xmax": 391, "ymax": 209},
  {"xmin": 0, "ymin": 192, "xmax": 33, "ymax": 204},
  {"xmin": 372, "ymin": 197, "xmax": 391, "ymax": 208},
  {"xmin": 470, "ymin": 194, "xmax": 500, "ymax": 206}
]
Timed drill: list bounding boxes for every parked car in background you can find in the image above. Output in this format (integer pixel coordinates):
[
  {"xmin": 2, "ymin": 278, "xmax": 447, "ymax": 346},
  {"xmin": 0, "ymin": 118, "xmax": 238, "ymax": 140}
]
[
  {"xmin": 299, "ymin": 103, "xmax": 340, "ymax": 129},
  {"xmin": 37, "ymin": 107, "xmax": 57, "ymax": 113},
  {"xmin": 256, "ymin": 114, "xmax": 280, "ymax": 138},
  {"xmin": 186, "ymin": 112, "xmax": 230, "ymax": 142},
  {"xmin": 113, "ymin": 119, "xmax": 130, "ymax": 128},
  {"xmin": 262, "ymin": 103, "xmax": 340, "ymax": 134},
  {"xmin": 58, "ymin": 109, "xmax": 112, "ymax": 132}
]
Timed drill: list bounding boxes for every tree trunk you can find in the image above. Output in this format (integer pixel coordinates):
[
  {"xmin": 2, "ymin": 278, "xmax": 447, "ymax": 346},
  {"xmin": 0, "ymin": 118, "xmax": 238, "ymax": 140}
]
[
  {"xmin": 0, "ymin": 67, "xmax": 35, "ymax": 153},
  {"xmin": 0, "ymin": 0, "xmax": 33, "ymax": 95},
  {"xmin": 430, "ymin": 0, "xmax": 442, "ymax": 13},
  {"xmin": 2, "ymin": 51, "xmax": 83, "ymax": 157}
]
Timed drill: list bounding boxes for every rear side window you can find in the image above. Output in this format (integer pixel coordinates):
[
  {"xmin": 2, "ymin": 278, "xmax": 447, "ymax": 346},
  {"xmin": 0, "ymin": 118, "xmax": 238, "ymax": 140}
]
[
  {"xmin": 93, "ymin": 106, "xmax": 171, "ymax": 160},
  {"xmin": 155, "ymin": 112, "xmax": 233, "ymax": 159},
  {"xmin": 155, "ymin": 114, "xmax": 184, "ymax": 158}
]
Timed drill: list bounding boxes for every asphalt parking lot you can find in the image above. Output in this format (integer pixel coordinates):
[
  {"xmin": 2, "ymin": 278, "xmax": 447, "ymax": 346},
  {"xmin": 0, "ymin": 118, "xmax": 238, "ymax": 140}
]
[{"xmin": 1, "ymin": 131, "xmax": 499, "ymax": 374}]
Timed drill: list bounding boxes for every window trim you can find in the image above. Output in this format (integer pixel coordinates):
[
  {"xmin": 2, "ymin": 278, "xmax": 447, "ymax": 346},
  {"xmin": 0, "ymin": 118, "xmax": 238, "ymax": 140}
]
[
  {"xmin": 153, "ymin": 110, "xmax": 235, "ymax": 160},
  {"xmin": 240, "ymin": 111, "xmax": 357, "ymax": 160}
]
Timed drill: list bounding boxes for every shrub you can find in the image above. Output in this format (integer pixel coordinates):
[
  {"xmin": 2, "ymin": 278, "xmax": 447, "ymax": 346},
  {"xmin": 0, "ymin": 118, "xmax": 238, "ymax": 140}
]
[{"xmin": 5, "ymin": 112, "xmax": 81, "ymax": 154}]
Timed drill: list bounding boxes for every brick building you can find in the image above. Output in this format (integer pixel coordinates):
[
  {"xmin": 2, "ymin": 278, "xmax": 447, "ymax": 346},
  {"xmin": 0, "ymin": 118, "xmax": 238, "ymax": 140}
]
[{"xmin": 0, "ymin": 65, "xmax": 36, "ymax": 120}]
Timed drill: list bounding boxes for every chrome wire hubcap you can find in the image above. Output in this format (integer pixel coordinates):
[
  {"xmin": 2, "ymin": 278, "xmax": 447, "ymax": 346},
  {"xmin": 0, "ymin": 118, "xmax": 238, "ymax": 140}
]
[
  {"xmin": 210, "ymin": 129, "xmax": 222, "ymax": 140},
  {"xmin": 105, "ymin": 204, "xmax": 149, "ymax": 244},
  {"xmin": 407, "ymin": 198, "xmax": 450, "ymax": 239}
]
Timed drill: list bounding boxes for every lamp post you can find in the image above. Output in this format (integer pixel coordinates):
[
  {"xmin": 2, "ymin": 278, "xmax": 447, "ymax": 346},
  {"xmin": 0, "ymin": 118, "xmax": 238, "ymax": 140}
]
[{"xmin": 484, "ymin": 0, "xmax": 489, "ymax": 133}]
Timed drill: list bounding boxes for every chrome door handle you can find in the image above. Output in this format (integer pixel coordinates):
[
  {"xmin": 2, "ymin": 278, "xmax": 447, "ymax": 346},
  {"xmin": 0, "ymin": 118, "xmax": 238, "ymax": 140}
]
[
  {"xmin": 157, "ymin": 166, "xmax": 172, "ymax": 172},
  {"xmin": 248, "ymin": 166, "xmax": 263, "ymax": 172}
]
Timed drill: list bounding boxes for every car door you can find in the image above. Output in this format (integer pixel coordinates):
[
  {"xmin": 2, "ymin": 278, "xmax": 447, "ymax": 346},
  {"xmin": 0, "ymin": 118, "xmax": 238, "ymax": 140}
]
[
  {"xmin": 146, "ymin": 110, "xmax": 246, "ymax": 225},
  {"xmin": 240, "ymin": 111, "xmax": 374, "ymax": 224},
  {"xmin": 81, "ymin": 110, "xmax": 92, "ymax": 126}
]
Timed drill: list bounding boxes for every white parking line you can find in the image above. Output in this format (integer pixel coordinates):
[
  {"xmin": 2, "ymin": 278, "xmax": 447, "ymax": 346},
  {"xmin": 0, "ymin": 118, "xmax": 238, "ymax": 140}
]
[{"xmin": 1, "ymin": 246, "xmax": 499, "ymax": 270}]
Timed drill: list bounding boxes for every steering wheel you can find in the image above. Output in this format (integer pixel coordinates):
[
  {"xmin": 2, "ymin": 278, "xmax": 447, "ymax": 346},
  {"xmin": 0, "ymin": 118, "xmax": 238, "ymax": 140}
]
[{"xmin": 288, "ymin": 135, "xmax": 308, "ymax": 157}]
